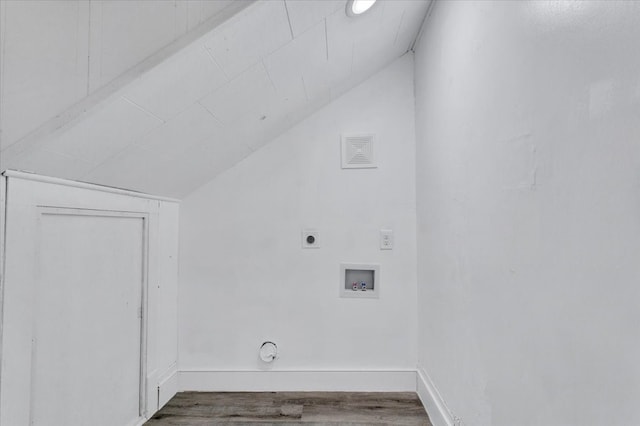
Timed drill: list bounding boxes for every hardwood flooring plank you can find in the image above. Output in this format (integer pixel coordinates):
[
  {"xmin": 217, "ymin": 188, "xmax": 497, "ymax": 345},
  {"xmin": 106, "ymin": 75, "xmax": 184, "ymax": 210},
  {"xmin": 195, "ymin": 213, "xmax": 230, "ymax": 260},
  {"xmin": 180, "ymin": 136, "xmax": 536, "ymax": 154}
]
[{"xmin": 145, "ymin": 392, "xmax": 432, "ymax": 425}]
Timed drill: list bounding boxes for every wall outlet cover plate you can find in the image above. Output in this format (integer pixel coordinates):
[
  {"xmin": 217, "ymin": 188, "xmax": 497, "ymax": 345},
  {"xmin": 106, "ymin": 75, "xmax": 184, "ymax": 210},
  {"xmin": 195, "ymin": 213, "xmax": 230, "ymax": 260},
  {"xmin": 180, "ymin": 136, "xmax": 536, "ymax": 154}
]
[
  {"xmin": 302, "ymin": 229, "xmax": 320, "ymax": 248},
  {"xmin": 380, "ymin": 229, "xmax": 393, "ymax": 250}
]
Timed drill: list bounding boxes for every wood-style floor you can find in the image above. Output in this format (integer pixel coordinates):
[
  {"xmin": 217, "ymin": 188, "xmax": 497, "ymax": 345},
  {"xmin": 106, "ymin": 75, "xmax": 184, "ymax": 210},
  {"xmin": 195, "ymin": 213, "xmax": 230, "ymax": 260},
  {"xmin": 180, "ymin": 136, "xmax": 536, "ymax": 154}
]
[{"xmin": 145, "ymin": 392, "xmax": 432, "ymax": 425}]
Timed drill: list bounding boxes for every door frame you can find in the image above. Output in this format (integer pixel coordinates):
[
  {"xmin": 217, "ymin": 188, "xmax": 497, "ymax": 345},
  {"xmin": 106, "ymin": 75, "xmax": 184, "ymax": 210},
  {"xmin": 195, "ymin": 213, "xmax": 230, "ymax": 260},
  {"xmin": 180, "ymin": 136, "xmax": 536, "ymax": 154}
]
[
  {"xmin": 35, "ymin": 206, "xmax": 150, "ymax": 422},
  {"xmin": 0, "ymin": 175, "xmax": 6, "ymax": 415}
]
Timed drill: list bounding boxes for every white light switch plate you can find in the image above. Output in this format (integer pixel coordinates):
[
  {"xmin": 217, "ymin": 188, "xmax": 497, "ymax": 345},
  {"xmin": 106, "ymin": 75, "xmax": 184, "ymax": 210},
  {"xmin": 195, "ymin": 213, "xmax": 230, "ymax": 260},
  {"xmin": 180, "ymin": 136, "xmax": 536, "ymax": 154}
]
[{"xmin": 380, "ymin": 229, "xmax": 393, "ymax": 250}]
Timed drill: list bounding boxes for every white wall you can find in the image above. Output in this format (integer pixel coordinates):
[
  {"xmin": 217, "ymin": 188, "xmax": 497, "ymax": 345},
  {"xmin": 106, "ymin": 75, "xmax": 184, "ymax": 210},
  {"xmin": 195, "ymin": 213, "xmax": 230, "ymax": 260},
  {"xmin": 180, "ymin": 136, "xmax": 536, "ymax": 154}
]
[
  {"xmin": 415, "ymin": 1, "xmax": 640, "ymax": 425},
  {"xmin": 179, "ymin": 54, "xmax": 417, "ymax": 385}
]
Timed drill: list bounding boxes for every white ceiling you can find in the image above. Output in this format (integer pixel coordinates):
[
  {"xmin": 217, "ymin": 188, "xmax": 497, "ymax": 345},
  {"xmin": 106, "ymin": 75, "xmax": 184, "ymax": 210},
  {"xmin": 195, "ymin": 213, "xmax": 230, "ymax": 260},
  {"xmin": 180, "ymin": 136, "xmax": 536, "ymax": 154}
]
[
  {"xmin": 0, "ymin": 0, "xmax": 242, "ymax": 150},
  {"xmin": 1, "ymin": 0, "xmax": 431, "ymax": 198}
]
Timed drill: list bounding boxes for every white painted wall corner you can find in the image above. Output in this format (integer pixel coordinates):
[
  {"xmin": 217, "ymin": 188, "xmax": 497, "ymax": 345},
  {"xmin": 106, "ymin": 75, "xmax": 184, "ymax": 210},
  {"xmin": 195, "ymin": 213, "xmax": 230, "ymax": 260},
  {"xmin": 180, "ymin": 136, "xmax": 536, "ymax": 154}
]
[{"xmin": 416, "ymin": 366, "xmax": 456, "ymax": 426}]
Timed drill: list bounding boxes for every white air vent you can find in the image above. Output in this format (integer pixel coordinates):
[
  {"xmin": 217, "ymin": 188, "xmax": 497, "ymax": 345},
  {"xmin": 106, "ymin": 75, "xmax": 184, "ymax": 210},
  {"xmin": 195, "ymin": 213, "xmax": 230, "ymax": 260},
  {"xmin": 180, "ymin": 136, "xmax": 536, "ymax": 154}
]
[{"xmin": 341, "ymin": 134, "xmax": 376, "ymax": 169}]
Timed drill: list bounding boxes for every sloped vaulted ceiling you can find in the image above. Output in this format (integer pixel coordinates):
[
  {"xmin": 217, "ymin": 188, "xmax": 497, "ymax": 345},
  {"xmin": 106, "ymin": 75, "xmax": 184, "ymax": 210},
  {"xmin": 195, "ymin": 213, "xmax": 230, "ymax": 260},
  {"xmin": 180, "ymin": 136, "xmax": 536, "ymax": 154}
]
[{"xmin": 0, "ymin": 0, "xmax": 431, "ymax": 198}]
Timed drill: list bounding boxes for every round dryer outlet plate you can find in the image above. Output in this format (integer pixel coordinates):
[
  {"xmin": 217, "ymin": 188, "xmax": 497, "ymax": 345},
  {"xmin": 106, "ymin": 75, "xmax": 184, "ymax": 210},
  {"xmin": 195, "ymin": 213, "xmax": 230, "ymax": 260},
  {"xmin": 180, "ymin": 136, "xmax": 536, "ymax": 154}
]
[{"xmin": 301, "ymin": 229, "xmax": 320, "ymax": 248}]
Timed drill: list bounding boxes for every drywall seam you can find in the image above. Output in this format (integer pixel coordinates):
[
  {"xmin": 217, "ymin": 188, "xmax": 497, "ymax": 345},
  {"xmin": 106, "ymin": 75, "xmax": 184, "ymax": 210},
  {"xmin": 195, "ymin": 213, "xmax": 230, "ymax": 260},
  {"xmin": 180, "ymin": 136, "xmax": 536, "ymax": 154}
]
[
  {"xmin": 410, "ymin": 0, "xmax": 436, "ymax": 53},
  {"xmin": 179, "ymin": 370, "xmax": 417, "ymax": 392},
  {"xmin": 282, "ymin": 0, "xmax": 295, "ymax": 40},
  {"xmin": 416, "ymin": 366, "xmax": 455, "ymax": 426}
]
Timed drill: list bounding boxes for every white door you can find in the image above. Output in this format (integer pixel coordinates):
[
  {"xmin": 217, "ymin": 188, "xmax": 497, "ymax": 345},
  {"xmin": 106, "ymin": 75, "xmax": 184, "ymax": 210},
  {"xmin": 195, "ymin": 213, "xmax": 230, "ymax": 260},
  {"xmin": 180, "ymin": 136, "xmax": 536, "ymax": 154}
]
[
  {"xmin": 0, "ymin": 174, "xmax": 177, "ymax": 426},
  {"xmin": 30, "ymin": 208, "xmax": 146, "ymax": 426}
]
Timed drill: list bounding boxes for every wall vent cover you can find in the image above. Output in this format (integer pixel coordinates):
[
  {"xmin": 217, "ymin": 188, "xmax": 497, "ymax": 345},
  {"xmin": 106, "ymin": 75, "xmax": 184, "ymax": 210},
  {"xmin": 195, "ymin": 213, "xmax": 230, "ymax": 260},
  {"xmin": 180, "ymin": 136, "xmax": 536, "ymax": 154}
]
[{"xmin": 341, "ymin": 134, "xmax": 376, "ymax": 169}]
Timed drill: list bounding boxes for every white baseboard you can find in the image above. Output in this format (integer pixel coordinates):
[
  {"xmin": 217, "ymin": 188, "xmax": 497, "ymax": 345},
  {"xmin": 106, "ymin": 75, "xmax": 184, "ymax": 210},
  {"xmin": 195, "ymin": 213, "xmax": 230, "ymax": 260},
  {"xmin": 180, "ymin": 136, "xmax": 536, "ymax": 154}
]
[
  {"xmin": 158, "ymin": 367, "xmax": 179, "ymax": 410},
  {"xmin": 132, "ymin": 417, "xmax": 148, "ymax": 426},
  {"xmin": 179, "ymin": 369, "xmax": 417, "ymax": 392},
  {"xmin": 416, "ymin": 366, "xmax": 455, "ymax": 426}
]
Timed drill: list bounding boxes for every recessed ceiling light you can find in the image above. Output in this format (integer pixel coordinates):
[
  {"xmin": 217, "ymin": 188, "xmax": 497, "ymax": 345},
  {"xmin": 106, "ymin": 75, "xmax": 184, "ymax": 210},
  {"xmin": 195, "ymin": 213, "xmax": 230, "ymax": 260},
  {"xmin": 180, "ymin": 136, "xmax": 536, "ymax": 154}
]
[{"xmin": 346, "ymin": 0, "xmax": 377, "ymax": 17}]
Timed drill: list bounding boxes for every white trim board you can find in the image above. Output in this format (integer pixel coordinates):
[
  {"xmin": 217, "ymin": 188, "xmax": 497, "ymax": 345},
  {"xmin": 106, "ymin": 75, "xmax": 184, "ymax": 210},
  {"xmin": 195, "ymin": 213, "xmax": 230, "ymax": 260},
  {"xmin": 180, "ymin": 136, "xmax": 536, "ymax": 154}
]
[
  {"xmin": 416, "ymin": 366, "xmax": 456, "ymax": 426},
  {"xmin": 1, "ymin": 170, "xmax": 180, "ymax": 203},
  {"xmin": 158, "ymin": 367, "xmax": 179, "ymax": 410},
  {"xmin": 179, "ymin": 370, "xmax": 417, "ymax": 392}
]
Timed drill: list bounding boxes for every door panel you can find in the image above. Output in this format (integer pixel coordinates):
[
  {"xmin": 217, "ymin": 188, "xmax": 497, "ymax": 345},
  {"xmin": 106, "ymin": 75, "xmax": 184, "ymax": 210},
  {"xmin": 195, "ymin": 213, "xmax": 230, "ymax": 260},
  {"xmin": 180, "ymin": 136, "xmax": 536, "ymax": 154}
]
[{"xmin": 31, "ymin": 210, "xmax": 145, "ymax": 426}]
